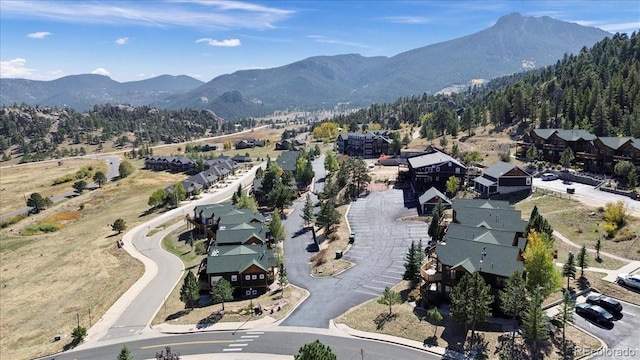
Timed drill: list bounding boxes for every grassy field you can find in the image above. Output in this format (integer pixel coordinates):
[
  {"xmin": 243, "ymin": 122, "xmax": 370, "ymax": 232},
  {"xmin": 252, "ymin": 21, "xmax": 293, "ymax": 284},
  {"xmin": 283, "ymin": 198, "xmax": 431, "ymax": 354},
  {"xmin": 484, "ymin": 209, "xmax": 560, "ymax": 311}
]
[
  {"xmin": 334, "ymin": 281, "xmax": 600, "ymax": 360},
  {"xmin": 0, "ymin": 158, "xmax": 106, "ymax": 215},
  {"xmin": 515, "ymin": 189, "xmax": 640, "ymax": 262},
  {"xmin": 0, "ymin": 165, "xmax": 185, "ymax": 360}
]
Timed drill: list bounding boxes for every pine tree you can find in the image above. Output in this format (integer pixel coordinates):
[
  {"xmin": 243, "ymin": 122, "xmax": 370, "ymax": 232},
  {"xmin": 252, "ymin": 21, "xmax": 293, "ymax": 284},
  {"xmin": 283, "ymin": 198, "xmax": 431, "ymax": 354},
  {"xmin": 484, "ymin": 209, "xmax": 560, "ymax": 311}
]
[
  {"xmin": 278, "ymin": 262, "xmax": 289, "ymax": 298},
  {"xmin": 269, "ymin": 209, "xmax": 286, "ymax": 244},
  {"xmin": 210, "ymin": 278, "xmax": 233, "ymax": 311},
  {"xmin": 402, "ymin": 241, "xmax": 420, "ymax": 288},
  {"xmin": 179, "ymin": 271, "xmax": 200, "ymax": 310},
  {"xmin": 576, "ymin": 245, "xmax": 589, "ymax": 278},
  {"xmin": 521, "ymin": 291, "xmax": 549, "ymax": 360},
  {"xmin": 449, "ymin": 272, "xmax": 493, "ymax": 345},
  {"xmin": 316, "ymin": 200, "xmax": 341, "ymax": 234},
  {"xmin": 294, "ymin": 340, "xmax": 337, "ymax": 360},
  {"xmin": 555, "ymin": 290, "xmax": 575, "ymax": 358},
  {"xmin": 302, "ymin": 194, "xmax": 314, "ymax": 225},
  {"xmin": 595, "ymin": 238, "xmax": 602, "ymax": 261},
  {"xmin": 562, "ymin": 252, "xmax": 576, "ymax": 290},
  {"xmin": 118, "ymin": 345, "xmax": 135, "ymax": 360},
  {"xmin": 428, "ymin": 200, "xmax": 444, "ymax": 242},
  {"xmin": 499, "ymin": 271, "xmax": 527, "ymax": 357},
  {"xmin": 112, "ymin": 218, "xmax": 127, "ymax": 234},
  {"xmin": 377, "ymin": 287, "xmax": 402, "ymax": 315}
]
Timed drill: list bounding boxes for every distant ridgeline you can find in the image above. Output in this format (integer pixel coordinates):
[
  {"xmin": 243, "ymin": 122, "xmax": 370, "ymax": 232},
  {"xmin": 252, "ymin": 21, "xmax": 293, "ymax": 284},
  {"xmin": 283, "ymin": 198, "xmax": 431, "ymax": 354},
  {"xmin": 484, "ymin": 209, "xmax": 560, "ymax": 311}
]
[
  {"xmin": 0, "ymin": 104, "xmax": 254, "ymax": 163},
  {"xmin": 325, "ymin": 32, "xmax": 639, "ymax": 139}
]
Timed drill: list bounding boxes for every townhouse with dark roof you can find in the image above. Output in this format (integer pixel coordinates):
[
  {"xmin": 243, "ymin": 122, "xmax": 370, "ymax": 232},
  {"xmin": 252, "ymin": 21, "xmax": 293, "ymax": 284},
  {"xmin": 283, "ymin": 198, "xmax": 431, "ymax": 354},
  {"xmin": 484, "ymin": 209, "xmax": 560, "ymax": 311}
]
[
  {"xmin": 422, "ymin": 199, "xmax": 528, "ymax": 294},
  {"xmin": 517, "ymin": 128, "xmax": 640, "ymax": 173},
  {"xmin": 336, "ymin": 132, "xmax": 391, "ymax": 158},
  {"xmin": 406, "ymin": 149, "xmax": 467, "ymax": 193},
  {"xmin": 418, "ymin": 187, "xmax": 451, "ymax": 215}
]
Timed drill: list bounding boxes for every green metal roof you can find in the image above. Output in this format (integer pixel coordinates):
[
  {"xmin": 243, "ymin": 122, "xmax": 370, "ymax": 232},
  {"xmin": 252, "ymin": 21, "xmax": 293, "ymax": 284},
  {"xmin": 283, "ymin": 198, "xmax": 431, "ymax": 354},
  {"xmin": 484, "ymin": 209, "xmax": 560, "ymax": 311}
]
[
  {"xmin": 453, "ymin": 207, "xmax": 527, "ymax": 233},
  {"xmin": 436, "ymin": 236, "xmax": 525, "ymax": 278},
  {"xmin": 216, "ymin": 225, "xmax": 268, "ymax": 245},
  {"xmin": 206, "ymin": 244, "xmax": 276, "ymax": 274},
  {"xmin": 276, "ymin": 150, "xmax": 301, "ymax": 172}
]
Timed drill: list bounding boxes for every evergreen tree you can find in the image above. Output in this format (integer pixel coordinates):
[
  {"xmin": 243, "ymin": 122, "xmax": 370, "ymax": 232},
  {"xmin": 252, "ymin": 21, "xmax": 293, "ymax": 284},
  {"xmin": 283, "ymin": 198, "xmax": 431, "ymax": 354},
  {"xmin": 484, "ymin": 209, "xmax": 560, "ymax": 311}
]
[
  {"xmin": 237, "ymin": 192, "xmax": 259, "ymax": 211},
  {"xmin": 267, "ymin": 177, "xmax": 294, "ymax": 210},
  {"xmin": 294, "ymin": 340, "xmax": 337, "ymax": 360},
  {"xmin": 559, "ymin": 147, "xmax": 575, "ymax": 170},
  {"xmin": 179, "ymin": 271, "xmax": 200, "ymax": 310},
  {"xmin": 576, "ymin": 245, "xmax": 589, "ymax": 278},
  {"xmin": 302, "ymin": 194, "xmax": 314, "ymax": 225},
  {"xmin": 595, "ymin": 238, "xmax": 602, "ymax": 261},
  {"xmin": 73, "ymin": 180, "xmax": 88, "ymax": 193},
  {"xmin": 26, "ymin": 192, "xmax": 50, "ymax": 213},
  {"xmin": 117, "ymin": 345, "xmax": 135, "ymax": 360},
  {"xmin": 315, "ymin": 200, "xmax": 341, "ymax": 234},
  {"xmin": 427, "ymin": 307, "xmax": 443, "ymax": 336},
  {"xmin": 322, "ymin": 176, "xmax": 338, "ymax": 200},
  {"xmin": 323, "ymin": 151, "xmax": 339, "ymax": 173},
  {"xmin": 112, "ymin": 218, "xmax": 127, "ymax": 234},
  {"xmin": 555, "ymin": 290, "xmax": 575, "ymax": 358},
  {"xmin": 562, "ymin": 252, "xmax": 576, "ymax": 290},
  {"xmin": 428, "ymin": 200, "xmax": 445, "ymax": 242},
  {"xmin": 93, "ymin": 171, "xmax": 107, "ymax": 187},
  {"xmin": 526, "ymin": 144, "xmax": 539, "ymax": 163},
  {"xmin": 210, "ymin": 278, "xmax": 233, "ymax": 311},
  {"xmin": 377, "ymin": 287, "xmax": 402, "ymax": 315},
  {"xmin": 525, "ymin": 206, "xmax": 554, "ymax": 238},
  {"xmin": 278, "ymin": 262, "xmax": 289, "ymax": 298},
  {"xmin": 521, "ymin": 291, "xmax": 549, "ymax": 360},
  {"xmin": 402, "ymin": 241, "xmax": 421, "ymax": 288},
  {"xmin": 449, "ymin": 272, "xmax": 493, "ymax": 345},
  {"xmin": 499, "ymin": 271, "xmax": 527, "ymax": 358},
  {"xmin": 118, "ymin": 160, "xmax": 135, "ymax": 179},
  {"xmin": 71, "ymin": 325, "xmax": 87, "ymax": 345},
  {"xmin": 269, "ymin": 209, "xmax": 286, "ymax": 244}
]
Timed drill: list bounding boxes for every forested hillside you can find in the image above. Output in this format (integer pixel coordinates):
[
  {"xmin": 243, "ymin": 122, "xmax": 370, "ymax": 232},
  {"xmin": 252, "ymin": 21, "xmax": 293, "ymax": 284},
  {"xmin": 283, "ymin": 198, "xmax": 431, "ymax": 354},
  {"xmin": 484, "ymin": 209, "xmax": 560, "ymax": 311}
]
[
  {"xmin": 326, "ymin": 32, "xmax": 640, "ymax": 138},
  {"xmin": 0, "ymin": 104, "xmax": 255, "ymax": 163}
]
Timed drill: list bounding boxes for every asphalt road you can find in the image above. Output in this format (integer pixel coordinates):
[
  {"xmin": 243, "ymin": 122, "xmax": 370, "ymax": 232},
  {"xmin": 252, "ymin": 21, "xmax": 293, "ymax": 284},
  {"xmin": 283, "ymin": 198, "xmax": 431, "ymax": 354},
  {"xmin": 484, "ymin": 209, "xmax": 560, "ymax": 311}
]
[
  {"xmin": 0, "ymin": 155, "xmax": 121, "ymax": 221},
  {"xmin": 43, "ymin": 330, "xmax": 440, "ymax": 360},
  {"xmin": 532, "ymin": 178, "xmax": 640, "ymax": 216},
  {"xmin": 574, "ymin": 297, "xmax": 640, "ymax": 359},
  {"xmin": 281, "ymin": 157, "xmax": 430, "ymax": 328}
]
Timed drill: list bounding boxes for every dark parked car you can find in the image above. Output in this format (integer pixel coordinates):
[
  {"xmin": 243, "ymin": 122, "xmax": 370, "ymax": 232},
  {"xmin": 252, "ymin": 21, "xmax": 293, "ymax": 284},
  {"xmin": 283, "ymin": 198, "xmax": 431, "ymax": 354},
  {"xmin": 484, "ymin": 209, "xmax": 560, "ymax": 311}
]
[
  {"xmin": 586, "ymin": 294, "xmax": 622, "ymax": 314},
  {"xmin": 576, "ymin": 303, "xmax": 614, "ymax": 325}
]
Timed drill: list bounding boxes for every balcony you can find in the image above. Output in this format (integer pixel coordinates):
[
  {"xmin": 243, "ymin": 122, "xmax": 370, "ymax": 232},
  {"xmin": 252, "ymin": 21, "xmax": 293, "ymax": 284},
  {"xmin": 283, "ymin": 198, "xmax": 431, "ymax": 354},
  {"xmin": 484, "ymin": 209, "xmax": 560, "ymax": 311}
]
[{"xmin": 420, "ymin": 258, "xmax": 442, "ymax": 283}]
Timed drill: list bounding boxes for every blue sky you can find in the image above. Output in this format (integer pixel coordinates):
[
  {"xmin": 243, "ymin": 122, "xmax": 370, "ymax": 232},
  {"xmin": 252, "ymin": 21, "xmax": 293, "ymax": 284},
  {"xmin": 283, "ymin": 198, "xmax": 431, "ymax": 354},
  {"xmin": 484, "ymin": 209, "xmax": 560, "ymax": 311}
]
[{"xmin": 1, "ymin": 0, "xmax": 638, "ymax": 82}]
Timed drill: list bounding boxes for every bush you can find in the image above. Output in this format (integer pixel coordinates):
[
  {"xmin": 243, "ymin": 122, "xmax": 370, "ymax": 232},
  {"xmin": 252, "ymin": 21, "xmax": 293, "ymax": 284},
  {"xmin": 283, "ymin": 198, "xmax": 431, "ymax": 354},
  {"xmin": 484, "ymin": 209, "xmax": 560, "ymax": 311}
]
[
  {"xmin": 408, "ymin": 287, "xmax": 421, "ymax": 302},
  {"xmin": 603, "ymin": 222, "xmax": 618, "ymax": 238},
  {"xmin": 0, "ymin": 214, "xmax": 27, "ymax": 228},
  {"xmin": 327, "ymin": 233, "xmax": 340, "ymax": 242},
  {"xmin": 22, "ymin": 223, "xmax": 59, "ymax": 235},
  {"xmin": 52, "ymin": 174, "xmax": 74, "ymax": 185},
  {"xmin": 604, "ymin": 201, "xmax": 626, "ymax": 227},
  {"xmin": 311, "ymin": 249, "xmax": 327, "ymax": 267},
  {"xmin": 195, "ymin": 241, "xmax": 208, "ymax": 255},
  {"xmin": 613, "ymin": 227, "xmax": 636, "ymax": 243}
]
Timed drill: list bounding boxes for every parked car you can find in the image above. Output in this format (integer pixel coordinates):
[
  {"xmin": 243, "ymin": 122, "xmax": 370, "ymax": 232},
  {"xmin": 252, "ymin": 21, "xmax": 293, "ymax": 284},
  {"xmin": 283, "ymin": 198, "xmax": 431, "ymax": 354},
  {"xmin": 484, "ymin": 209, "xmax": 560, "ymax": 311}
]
[
  {"xmin": 575, "ymin": 303, "xmax": 614, "ymax": 325},
  {"xmin": 541, "ymin": 173, "xmax": 558, "ymax": 181},
  {"xmin": 586, "ymin": 294, "xmax": 622, "ymax": 314},
  {"xmin": 616, "ymin": 273, "xmax": 640, "ymax": 289}
]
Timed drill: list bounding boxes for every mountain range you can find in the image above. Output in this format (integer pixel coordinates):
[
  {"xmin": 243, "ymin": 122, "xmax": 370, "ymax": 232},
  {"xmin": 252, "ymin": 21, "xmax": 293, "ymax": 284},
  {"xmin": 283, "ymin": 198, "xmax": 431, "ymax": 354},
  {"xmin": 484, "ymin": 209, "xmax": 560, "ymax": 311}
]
[{"xmin": 0, "ymin": 13, "xmax": 612, "ymax": 119}]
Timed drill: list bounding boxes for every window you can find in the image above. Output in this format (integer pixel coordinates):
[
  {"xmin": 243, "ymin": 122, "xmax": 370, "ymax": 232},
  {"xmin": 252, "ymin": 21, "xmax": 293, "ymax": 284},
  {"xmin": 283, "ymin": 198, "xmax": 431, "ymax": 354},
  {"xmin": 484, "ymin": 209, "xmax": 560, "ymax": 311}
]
[
  {"xmin": 245, "ymin": 275, "xmax": 251, "ymax": 281},
  {"xmin": 436, "ymin": 166, "xmax": 440, "ymax": 172},
  {"xmin": 252, "ymin": 289, "xmax": 258, "ymax": 295},
  {"xmin": 245, "ymin": 289, "xmax": 251, "ymax": 296},
  {"xmin": 259, "ymin": 274, "xmax": 265, "ymax": 280},
  {"xmin": 231, "ymin": 275, "xmax": 237, "ymax": 282},
  {"xmin": 526, "ymin": 177, "xmax": 531, "ymax": 185},
  {"xmin": 251, "ymin": 275, "xmax": 257, "ymax": 280},
  {"xmin": 455, "ymin": 168, "xmax": 460, "ymax": 174}
]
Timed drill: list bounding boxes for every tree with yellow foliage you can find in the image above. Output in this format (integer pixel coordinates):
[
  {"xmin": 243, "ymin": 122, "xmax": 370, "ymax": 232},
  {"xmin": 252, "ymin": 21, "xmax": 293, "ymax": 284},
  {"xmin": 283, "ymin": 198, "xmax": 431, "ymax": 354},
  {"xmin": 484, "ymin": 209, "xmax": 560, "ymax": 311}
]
[
  {"xmin": 523, "ymin": 230, "xmax": 561, "ymax": 300},
  {"xmin": 312, "ymin": 122, "xmax": 340, "ymax": 140}
]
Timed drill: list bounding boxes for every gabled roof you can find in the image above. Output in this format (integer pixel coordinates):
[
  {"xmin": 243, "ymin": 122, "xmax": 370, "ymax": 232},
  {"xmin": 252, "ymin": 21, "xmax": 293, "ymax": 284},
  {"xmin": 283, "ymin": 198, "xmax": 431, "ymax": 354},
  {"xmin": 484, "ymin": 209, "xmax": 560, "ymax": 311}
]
[
  {"xmin": 276, "ymin": 150, "xmax": 300, "ymax": 172},
  {"xmin": 597, "ymin": 137, "xmax": 635, "ymax": 150},
  {"xmin": 193, "ymin": 203, "xmax": 264, "ymax": 223},
  {"xmin": 446, "ymin": 223, "xmax": 525, "ymax": 247},
  {"xmin": 407, "ymin": 150, "xmax": 465, "ymax": 169},
  {"xmin": 453, "ymin": 200, "xmax": 526, "ymax": 233},
  {"xmin": 483, "ymin": 161, "xmax": 529, "ymax": 179},
  {"xmin": 531, "ymin": 128, "xmax": 557, "ymax": 140},
  {"xmin": 452, "ymin": 199, "xmax": 512, "ymax": 210},
  {"xmin": 215, "ymin": 225, "xmax": 268, "ymax": 245},
  {"xmin": 418, "ymin": 187, "xmax": 450, "ymax": 205},
  {"xmin": 555, "ymin": 129, "xmax": 596, "ymax": 142},
  {"xmin": 206, "ymin": 244, "xmax": 276, "ymax": 274}
]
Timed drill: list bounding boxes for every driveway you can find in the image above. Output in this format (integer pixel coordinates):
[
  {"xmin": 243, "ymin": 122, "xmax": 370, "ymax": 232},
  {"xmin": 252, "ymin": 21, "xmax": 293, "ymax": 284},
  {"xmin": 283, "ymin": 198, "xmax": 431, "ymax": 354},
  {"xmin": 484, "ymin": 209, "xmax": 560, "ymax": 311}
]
[{"xmin": 281, "ymin": 157, "xmax": 429, "ymax": 328}]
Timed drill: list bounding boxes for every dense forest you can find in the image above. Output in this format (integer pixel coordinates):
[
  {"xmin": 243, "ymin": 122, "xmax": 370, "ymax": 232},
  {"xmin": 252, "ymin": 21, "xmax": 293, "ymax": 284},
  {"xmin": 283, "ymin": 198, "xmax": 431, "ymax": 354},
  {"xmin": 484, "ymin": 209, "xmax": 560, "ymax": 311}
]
[
  {"xmin": 324, "ymin": 32, "xmax": 640, "ymax": 139},
  {"xmin": 0, "ymin": 104, "xmax": 257, "ymax": 162}
]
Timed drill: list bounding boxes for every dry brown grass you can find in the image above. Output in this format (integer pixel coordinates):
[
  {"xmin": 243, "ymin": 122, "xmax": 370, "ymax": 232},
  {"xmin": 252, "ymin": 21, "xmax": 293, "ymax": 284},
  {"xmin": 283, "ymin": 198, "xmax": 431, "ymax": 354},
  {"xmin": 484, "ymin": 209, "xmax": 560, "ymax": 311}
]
[
  {"xmin": 0, "ymin": 166, "xmax": 186, "ymax": 360},
  {"xmin": 335, "ymin": 282, "xmax": 600, "ymax": 360},
  {"xmin": 516, "ymin": 189, "xmax": 640, "ymax": 261},
  {"xmin": 0, "ymin": 158, "xmax": 106, "ymax": 214}
]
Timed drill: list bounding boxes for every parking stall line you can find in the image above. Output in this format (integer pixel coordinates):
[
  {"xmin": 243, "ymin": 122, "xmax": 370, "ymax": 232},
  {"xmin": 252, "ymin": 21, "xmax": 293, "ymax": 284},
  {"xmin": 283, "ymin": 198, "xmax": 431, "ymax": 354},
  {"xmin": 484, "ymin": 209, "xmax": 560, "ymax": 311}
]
[
  {"xmin": 372, "ymin": 279, "xmax": 397, "ymax": 285},
  {"xmin": 362, "ymin": 284, "xmax": 386, "ymax": 291},
  {"xmin": 355, "ymin": 289, "xmax": 379, "ymax": 296}
]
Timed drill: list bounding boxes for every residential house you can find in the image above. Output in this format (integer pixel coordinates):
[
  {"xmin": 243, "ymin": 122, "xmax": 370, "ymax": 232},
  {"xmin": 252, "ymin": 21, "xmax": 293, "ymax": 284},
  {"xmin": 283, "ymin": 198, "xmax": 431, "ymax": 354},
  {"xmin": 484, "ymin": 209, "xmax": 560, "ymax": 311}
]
[
  {"xmin": 189, "ymin": 202, "xmax": 276, "ymax": 297},
  {"xmin": 406, "ymin": 149, "xmax": 466, "ymax": 193},
  {"xmin": 231, "ymin": 154, "xmax": 252, "ymax": 163},
  {"xmin": 276, "ymin": 150, "xmax": 301, "ymax": 173},
  {"xmin": 235, "ymin": 139, "xmax": 266, "ymax": 149},
  {"xmin": 473, "ymin": 161, "xmax": 532, "ymax": 198},
  {"xmin": 418, "ymin": 187, "xmax": 451, "ymax": 215},
  {"xmin": 336, "ymin": 132, "xmax": 391, "ymax": 158},
  {"xmin": 275, "ymin": 139, "xmax": 305, "ymax": 151},
  {"xmin": 422, "ymin": 199, "xmax": 528, "ymax": 295}
]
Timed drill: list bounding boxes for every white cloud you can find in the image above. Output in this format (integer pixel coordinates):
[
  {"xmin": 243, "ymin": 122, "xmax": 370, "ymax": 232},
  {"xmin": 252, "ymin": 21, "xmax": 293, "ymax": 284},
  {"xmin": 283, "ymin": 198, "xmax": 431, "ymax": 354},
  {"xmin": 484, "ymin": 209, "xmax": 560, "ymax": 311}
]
[
  {"xmin": 1, "ymin": 1, "xmax": 294, "ymax": 30},
  {"xmin": 49, "ymin": 70, "xmax": 64, "ymax": 77},
  {"xmin": 307, "ymin": 35, "xmax": 370, "ymax": 49},
  {"xmin": 196, "ymin": 38, "xmax": 241, "ymax": 47},
  {"xmin": 381, "ymin": 16, "xmax": 433, "ymax": 25},
  {"xmin": 91, "ymin": 68, "xmax": 110, "ymax": 76},
  {"xmin": 0, "ymin": 58, "xmax": 35, "ymax": 78},
  {"xmin": 27, "ymin": 31, "xmax": 52, "ymax": 39},
  {"xmin": 115, "ymin": 37, "xmax": 129, "ymax": 45}
]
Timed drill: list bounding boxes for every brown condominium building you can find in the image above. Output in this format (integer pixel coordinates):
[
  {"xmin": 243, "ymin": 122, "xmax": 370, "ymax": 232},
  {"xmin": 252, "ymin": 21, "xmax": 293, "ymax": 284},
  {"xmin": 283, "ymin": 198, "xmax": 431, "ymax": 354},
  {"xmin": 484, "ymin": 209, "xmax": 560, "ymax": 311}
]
[{"xmin": 516, "ymin": 128, "xmax": 640, "ymax": 173}]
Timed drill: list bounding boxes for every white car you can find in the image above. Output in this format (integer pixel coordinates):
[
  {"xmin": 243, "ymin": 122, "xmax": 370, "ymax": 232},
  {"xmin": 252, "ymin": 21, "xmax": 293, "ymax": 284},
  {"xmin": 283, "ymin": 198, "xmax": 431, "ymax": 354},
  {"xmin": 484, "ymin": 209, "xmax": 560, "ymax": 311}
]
[
  {"xmin": 616, "ymin": 273, "xmax": 640, "ymax": 289},
  {"xmin": 541, "ymin": 173, "xmax": 558, "ymax": 181}
]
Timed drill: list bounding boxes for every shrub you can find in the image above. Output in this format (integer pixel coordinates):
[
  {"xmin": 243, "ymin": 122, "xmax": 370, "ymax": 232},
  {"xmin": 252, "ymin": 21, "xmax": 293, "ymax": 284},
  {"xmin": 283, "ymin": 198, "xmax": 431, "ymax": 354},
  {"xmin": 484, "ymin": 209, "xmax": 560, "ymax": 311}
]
[
  {"xmin": 327, "ymin": 233, "xmax": 340, "ymax": 242},
  {"xmin": 0, "ymin": 214, "xmax": 27, "ymax": 228},
  {"xmin": 408, "ymin": 287, "xmax": 421, "ymax": 302},
  {"xmin": 22, "ymin": 223, "xmax": 59, "ymax": 235},
  {"xmin": 603, "ymin": 222, "xmax": 618, "ymax": 238},
  {"xmin": 613, "ymin": 227, "xmax": 636, "ymax": 243},
  {"xmin": 311, "ymin": 249, "xmax": 327, "ymax": 267},
  {"xmin": 195, "ymin": 241, "xmax": 208, "ymax": 255},
  {"xmin": 52, "ymin": 174, "xmax": 74, "ymax": 185},
  {"xmin": 604, "ymin": 201, "xmax": 626, "ymax": 227}
]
